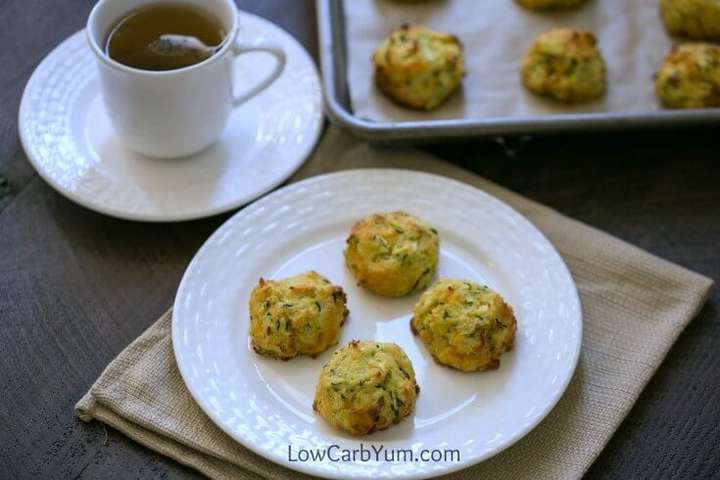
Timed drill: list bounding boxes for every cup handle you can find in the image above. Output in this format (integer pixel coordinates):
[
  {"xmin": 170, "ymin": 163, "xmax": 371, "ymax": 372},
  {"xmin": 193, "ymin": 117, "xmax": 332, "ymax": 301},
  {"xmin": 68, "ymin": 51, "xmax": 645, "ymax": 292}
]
[{"xmin": 229, "ymin": 37, "xmax": 286, "ymax": 107}]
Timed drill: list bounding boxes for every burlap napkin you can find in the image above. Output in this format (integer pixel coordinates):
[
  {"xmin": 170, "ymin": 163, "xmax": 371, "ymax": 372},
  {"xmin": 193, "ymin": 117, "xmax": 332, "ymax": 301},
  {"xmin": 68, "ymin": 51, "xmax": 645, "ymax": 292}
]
[{"xmin": 76, "ymin": 127, "xmax": 713, "ymax": 480}]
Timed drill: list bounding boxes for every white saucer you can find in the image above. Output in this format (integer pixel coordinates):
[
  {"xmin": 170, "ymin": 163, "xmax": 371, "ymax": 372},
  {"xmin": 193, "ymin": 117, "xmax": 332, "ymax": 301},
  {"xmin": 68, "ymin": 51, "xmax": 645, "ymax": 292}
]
[{"xmin": 18, "ymin": 12, "xmax": 323, "ymax": 222}]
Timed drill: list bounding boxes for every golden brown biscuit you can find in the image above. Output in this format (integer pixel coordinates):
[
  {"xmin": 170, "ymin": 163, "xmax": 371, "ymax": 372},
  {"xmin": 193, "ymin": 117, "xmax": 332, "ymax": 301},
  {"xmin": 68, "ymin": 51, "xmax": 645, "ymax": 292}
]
[
  {"xmin": 372, "ymin": 25, "xmax": 464, "ymax": 110},
  {"xmin": 521, "ymin": 28, "xmax": 606, "ymax": 103},
  {"xmin": 655, "ymin": 43, "xmax": 720, "ymax": 108},
  {"xmin": 344, "ymin": 211, "xmax": 439, "ymax": 297},
  {"xmin": 249, "ymin": 271, "xmax": 348, "ymax": 360},
  {"xmin": 660, "ymin": 0, "xmax": 720, "ymax": 39},
  {"xmin": 313, "ymin": 340, "xmax": 419, "ymax": 435},
  {"xmin": 411, "ymin": 278, "xmax": 516, "ymax": 372},
  {"xmin": 516, "ymin": 0, "xmax": 588, "ymax": 11}
]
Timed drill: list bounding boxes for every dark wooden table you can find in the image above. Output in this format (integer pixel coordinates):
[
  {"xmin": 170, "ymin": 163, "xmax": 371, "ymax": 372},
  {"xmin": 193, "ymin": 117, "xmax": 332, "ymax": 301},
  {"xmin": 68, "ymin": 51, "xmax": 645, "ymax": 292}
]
[{"xmin": 1, "ymin": 1, "xmax": 718, "ymax": 478}]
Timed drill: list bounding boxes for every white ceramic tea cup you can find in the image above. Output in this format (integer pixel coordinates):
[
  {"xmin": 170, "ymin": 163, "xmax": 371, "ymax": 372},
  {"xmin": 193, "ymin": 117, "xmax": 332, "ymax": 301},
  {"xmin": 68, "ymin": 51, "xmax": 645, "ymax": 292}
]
[{"xmin": 87, "ymin": 0, "xmax": 286, "ymax": 158}]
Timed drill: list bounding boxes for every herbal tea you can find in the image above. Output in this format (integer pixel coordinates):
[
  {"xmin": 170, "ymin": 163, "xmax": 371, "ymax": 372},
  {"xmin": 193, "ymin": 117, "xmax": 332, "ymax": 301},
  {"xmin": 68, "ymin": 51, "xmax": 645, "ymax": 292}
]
[{"xmin": 105, "ymin": 3, "xmax": 226, "ymax": 71}]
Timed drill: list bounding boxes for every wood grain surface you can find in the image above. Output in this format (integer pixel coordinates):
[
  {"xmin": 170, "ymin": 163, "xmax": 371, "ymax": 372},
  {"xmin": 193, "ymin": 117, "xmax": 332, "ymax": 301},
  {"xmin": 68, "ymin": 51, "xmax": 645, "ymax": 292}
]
[{"xmin": 0, "ymin": 1, "xmax": 718, "ymax": 479}]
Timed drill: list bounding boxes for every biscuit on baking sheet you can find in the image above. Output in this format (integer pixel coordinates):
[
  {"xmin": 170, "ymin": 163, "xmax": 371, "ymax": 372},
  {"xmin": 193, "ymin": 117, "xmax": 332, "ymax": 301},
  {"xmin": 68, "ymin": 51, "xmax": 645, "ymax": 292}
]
[
  {"xmin": 249, "ymin": 271, "xmax": 348, "ymax": 360},
  {"xmin": 655, "ymin": 43, "xmax": 720, "ymax": 109},
  {"xmin": 660, "ymin": 0, "xmax": 720, "ymax": 39},
  {"xmin": 344, "ymin": 211, "xmax": 439, "ymax": 297},
  {"xmin": 411, "ymin": 278, "xmax": 516, "ymax": 372},
  {"xmin": 516, "ymin": 0, "xmax": 588, "ymax": 11},
  {"xmin": 313, "ymin": 340, "xmax": 419, "ymax": 435},
  {"xmin": 521, "ymin": 28, "xmax": 606, "ymax": 103},
  {"xmin": 372, "ymin": 25, "xmax": 464, "ymax": 110}
]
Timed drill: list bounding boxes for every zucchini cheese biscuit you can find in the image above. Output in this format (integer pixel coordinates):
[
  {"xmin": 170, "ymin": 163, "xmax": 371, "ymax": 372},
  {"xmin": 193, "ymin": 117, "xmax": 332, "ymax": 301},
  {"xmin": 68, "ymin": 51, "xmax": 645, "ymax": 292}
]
[
  {"xmin": 313, "ymin": 340, "xmax": 419, "ymax": 435},
  {"xmin": 660, "ymin": 0, "xmax": 720, "ymax": 39},
  {"xmin": 345, "ymin": 211, "xmax": 439, "ymax": 297},
  {"xmin": 516, "ymin": 0, "xmax": 588, "ymax": 11},
  {"xmin": 411, "ymin": 278, "xmax": 516, "ymax": 372},
  {"xmin": 249, "ymin": 271, "xmax": 348, "ymax": 360},
  {"xmin": 373, "ymin": 25, "xmax": 465, "ymax": 110},
  {"xmin": 521, "ymin": 28, "xmax": 606, "ymax": 103},
  {"xmin": 655, "ymin": 43, "xmax": 720, "ymax": 108}
]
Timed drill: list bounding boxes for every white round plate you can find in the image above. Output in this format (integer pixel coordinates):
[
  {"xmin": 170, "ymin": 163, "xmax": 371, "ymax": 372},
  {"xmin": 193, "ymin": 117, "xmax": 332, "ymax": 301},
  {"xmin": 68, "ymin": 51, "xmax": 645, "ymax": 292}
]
[
  {"xmin": 172, "ymin": 169, "xmax": 582, "ymax": 479},
  {"xmin": 18, "ymin": 12, "xmax": 322, "ymax": 222}
]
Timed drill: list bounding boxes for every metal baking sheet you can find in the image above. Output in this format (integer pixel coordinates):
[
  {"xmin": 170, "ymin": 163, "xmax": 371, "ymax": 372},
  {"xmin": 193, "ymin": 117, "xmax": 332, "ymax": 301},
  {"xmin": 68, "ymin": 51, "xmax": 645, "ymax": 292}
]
[{"xmin": 316, "ymin": 0, "xmax": 720, "ymax": 144}]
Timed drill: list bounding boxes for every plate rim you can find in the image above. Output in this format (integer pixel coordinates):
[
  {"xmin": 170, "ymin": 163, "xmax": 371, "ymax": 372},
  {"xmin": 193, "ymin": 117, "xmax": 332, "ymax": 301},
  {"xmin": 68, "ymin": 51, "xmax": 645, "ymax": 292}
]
[
  {"xmin": 17, "ymin": 12, "xmax": 324, "ymax": 223},
  {"xmin": 172, "ymin": 168, "xmax": 583, "ymax": 479}
]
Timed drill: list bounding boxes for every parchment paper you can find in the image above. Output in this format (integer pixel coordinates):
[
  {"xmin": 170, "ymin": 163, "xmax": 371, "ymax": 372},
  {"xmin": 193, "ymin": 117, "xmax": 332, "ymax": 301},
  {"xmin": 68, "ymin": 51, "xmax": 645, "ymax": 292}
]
[{"xmin": 344, "ymin": 0, "xmax": 674, "ymax": 121}]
